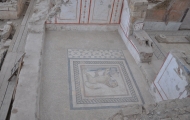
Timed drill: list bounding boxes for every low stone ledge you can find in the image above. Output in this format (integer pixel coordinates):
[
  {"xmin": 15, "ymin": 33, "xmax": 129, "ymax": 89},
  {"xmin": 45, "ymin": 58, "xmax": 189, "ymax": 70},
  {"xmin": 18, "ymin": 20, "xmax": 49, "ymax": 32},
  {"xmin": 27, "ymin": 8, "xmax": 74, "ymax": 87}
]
[
  {"xmin": 10, "ymin": 30, "xmax": 45, "ymax": 120},
  {"xmin": 0, "ymin": 2, "xmax": 17, "ymax": 11},
  {"xmin": 9, "ymin": 0, "xmax": 53, "ymax": 119}
]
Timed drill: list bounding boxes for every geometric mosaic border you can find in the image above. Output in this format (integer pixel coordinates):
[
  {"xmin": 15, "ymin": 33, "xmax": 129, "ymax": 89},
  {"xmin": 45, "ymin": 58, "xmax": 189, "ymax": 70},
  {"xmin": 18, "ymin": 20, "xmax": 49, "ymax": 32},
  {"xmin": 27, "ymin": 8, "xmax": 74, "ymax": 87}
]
[
  {"xmin": 68, "ymin": 49, "xmax": 145, "ymax": 109},
  {"xmin": 68, "ymin": 49, "xmax": 125, "ymax": 59}
]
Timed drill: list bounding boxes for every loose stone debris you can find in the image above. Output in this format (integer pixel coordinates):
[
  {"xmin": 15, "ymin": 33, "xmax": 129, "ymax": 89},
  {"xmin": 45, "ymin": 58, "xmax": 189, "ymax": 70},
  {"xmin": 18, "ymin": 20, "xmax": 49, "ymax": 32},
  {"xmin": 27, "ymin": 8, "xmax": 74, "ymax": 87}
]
[{"xmin": 109, "ymin": 97, "xmax": 190, "ymax": 120}]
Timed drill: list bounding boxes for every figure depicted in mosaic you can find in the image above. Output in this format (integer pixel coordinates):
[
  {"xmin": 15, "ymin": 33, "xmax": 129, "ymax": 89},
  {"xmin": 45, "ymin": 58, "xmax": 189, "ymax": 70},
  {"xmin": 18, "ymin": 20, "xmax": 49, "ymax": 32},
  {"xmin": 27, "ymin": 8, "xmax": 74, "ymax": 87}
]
[{"xmin": 84, "ymin": 67, "xmax": 119, "ymax": 89}]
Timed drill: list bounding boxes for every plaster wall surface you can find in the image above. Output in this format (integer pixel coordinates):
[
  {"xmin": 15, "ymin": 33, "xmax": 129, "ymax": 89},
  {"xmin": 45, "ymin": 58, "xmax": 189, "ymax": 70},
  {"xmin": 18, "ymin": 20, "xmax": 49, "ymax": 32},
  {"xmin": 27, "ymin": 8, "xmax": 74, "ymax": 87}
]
[
  {"xmin": 47, "ymin": 0, "xmax": 123, "ymax": 24},
  {"xmin": 154, "ymin": 51, "xmax": 190, "ymax": 102},
  {"xmin": 118, "ymin": 27, "xmax": 140, "ymax": 64},
  {"xmin": 120, "ymin": 0, "xmax": 131, "ymax": 37},
  {"xmin": 118, "ymin": 0, "xmax": 141, "ymax": 64}
]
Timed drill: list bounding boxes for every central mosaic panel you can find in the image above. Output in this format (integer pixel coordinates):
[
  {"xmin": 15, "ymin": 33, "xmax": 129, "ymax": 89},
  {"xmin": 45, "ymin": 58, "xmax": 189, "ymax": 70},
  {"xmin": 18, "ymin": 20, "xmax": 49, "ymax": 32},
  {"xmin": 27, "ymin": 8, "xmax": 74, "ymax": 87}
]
[
  {"xmin": 68, "ymin": 49, "xmax": 143, "ymax": 109},
  {"xmin": 81, "ymin": 64, "xmax": 129, "ymax": 97}
]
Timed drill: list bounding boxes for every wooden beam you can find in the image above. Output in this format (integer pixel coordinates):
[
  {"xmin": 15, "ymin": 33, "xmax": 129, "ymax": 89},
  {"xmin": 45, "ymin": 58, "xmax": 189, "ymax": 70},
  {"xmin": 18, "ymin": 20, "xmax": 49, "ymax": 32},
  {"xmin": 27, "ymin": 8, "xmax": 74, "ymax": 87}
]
[
  {"xmin": 0, "ymin": 52, "xmax": 23, "ymax": 109},
  {"xmin": 0, "ymin": 76, "xmax": 16, "ymax": 120}
]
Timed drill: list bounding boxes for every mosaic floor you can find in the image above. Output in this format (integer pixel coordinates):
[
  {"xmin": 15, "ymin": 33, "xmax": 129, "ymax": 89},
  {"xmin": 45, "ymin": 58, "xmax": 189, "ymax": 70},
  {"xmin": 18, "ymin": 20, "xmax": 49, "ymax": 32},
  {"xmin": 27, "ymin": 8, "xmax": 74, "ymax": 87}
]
[
  {"xmin": 40, "ymin": 31, "xmax": 156, "ymax": 120},
  {"xmin": 68, "ymin": 49, "xmax": 143, "ymax": 109}
]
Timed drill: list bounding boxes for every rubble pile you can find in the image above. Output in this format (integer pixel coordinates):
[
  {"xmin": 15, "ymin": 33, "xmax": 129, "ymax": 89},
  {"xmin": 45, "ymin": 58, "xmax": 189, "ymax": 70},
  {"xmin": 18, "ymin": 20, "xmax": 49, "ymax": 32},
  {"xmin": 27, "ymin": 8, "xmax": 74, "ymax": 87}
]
[{"xmin": 109, "ymin": 97, "xmax": 190, "ymax": 120}]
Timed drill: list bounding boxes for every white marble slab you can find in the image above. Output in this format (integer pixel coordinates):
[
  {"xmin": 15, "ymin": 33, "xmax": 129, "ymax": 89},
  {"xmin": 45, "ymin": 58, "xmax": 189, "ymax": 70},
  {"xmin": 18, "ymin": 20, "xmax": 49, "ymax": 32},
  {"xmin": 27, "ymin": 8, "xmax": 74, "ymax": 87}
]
[{"xmin": 154, "ymin": 51, "xmax": 189, "ymax": 101}]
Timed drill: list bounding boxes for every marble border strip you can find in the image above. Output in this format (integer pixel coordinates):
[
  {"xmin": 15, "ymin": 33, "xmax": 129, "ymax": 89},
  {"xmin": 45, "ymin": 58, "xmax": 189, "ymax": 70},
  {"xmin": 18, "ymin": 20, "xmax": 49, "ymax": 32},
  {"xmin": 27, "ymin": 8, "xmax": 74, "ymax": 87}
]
[{"xmin": 68, "ymin": 49, "xmax": 125, "ymax": 59}]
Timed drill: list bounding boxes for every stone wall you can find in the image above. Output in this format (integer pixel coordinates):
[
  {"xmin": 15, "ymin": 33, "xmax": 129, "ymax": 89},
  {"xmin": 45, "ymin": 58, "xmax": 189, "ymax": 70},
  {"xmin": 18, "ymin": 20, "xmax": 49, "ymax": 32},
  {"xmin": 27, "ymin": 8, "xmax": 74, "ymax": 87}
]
[
  {"xmin": 146, "ymin": 0, "xmax": 190, "ymax": 22},
  {"xmin": 144, "ymin": 0, "xmax": 190, "ymax": 31},
  {"xmin": 0, "ymin": 0, "xmax": 26, "ymax": 19},
  {"xmin": 120, "ymin": 0, "xmax": 148, "ymax": 37}
]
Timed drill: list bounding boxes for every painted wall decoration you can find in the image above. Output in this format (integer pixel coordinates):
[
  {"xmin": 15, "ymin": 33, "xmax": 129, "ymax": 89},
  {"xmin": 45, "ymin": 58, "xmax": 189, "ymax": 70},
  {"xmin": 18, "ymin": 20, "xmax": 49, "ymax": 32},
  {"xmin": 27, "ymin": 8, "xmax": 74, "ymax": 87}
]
[
  {"xmin": 47, "ymin": 0, "xmax": 123, "ymax": 24},
  {"xmin": 154, "ymin": 52, "xmax": 189, "ymax": 101},
  {"xmin": 120, "ymin": 0, "xmax": 130, "ymax": 37}
]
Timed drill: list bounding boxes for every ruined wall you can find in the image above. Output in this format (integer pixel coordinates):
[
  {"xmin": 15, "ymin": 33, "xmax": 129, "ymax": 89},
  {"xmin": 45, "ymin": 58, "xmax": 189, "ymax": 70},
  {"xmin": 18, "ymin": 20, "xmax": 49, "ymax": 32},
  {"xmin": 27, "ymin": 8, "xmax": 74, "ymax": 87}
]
[
  {"xmin": 118, "ymin": 0, "xmax": 155, "ymax": 65},
  {"xmin": 120, "ymin": 0, "xmax": 148, "ymax": 37},
  {"xmin": 0, "ymin": 0, "xmax": 26, "ymax": 19},
  {"xmin": 120, "ymin": 0, "xmax": 131, "ymax": 37},
  {"xmin": 146, "ymin": 0, "xmax": 190, "ymax": 22},
  {"xmin": 17, "ymin": 0, "xmax": 26, "ymax": 17},
  {"xmin": 143, "ymin": 0, "xmax": 190, "ymax": 30},
  {"xmin": 46, "ymin": 0, "xmax": 123, "ymax": 24}
]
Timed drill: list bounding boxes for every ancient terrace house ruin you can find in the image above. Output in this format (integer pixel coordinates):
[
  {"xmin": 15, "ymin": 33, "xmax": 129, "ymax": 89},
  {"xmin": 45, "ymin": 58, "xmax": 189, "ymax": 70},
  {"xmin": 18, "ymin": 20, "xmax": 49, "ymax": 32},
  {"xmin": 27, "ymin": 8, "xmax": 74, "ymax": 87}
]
[{"xmin": 0, "ymin": 0, "xmax": 190, "ymax": 120}]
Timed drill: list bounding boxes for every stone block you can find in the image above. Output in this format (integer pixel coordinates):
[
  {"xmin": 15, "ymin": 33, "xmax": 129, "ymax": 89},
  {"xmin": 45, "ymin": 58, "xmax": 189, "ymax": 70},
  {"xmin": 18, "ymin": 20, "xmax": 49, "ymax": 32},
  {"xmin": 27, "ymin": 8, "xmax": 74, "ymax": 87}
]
[
  {"xmin": 178, "ymin": 114, "xmax": 190, "ymax": 120},
  {"xmin": 155, "ymin": 34, "xmax": 168, "ymax": 43},
  {"xmin": 186, "ymin": 106, "xmax": 190, "ymax": 112},
  {"xmin": 131, "ymin": 11, "xmax": 142, "ymax": 17},
  {"xmin": 0, "ymin": 7, "xmax": 9, "ymax": 11},
  {"xmin": 140, "ymin": 64, "xmax": 157, "ymax": 85},
  {"xmin": 130, "ymin": 5, "xmax": 137, "ymax": 11},
  {"xmin": 134, "ymin": 30, "xmax": 153, "ymax": 47},
  {"xmin": 185, "ymin": 36, "xmax": 190, "ymax": 42},
  {"xmin": 127, "ymin": 34, "xmax": 153, "ymax": 63},
  {"xmin": 122, "ymin": 105, "xmax": 142, "ymax": 116},
  {"xmin": 141, "ymin": 11, "xmax": 147, "ymax": 18},
  {"xmin": 143, "ymin": 104, "xmax": 156, "ymax": 114},
  {"xmin": 138, "ymin": 5, "xmax": 148, "ymax": 11},
  {"xmin": 133, "ymin": 21, "xmax": 144, "ymax": 31},
  {"xmin": 0, "ymin": 0, "xmax": 25, "ymax": 19},
  {"xmin": 10, "ymin": 31, "xmax": 45, "ymax": 120},
  {"xmin": 0, "ymin": 10, "xmax": 18, "ymax": 19},
  {"xmin": 130, "ymin": 17, "xmax": 137, "ymax": 24},
  {"xmin": 3, "ymin": 39, "xmax": 12, "ymax": 48},
  {"xmin": 8, "ymin": 7, "xmax": 17, "ymax": 11},
  {"xmin": 130, "ymin": 5, "xmax": 148, "ymax": 12},
  {"xmin": 130, "ymin": 0, "xmax": 148, "ymax": 6},
  {"xmin": 160, "ymin": 118, "xmax": 172, "ymax": 120},
  {"xmin": 109, "ymin": 113, "xmax": 123, "ymax": 120},
  {"xmin": 143, "ymin": 22, "xmax": 182, "ymax": 31}
]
